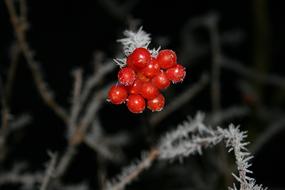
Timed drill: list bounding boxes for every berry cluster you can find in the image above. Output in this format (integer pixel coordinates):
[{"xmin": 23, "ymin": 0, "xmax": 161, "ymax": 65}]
[{"xmin": 108, "ymin": 48, "xmax": 186, "ymax": 113}]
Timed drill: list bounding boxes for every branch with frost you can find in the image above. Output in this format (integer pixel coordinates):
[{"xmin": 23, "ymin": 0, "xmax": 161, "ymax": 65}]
[
  {"xmin": 106, "ymin": 113, "xmax": 266, "ymax": 190},
  {"xmin": 105, "ymin": 149, "xmax": 159, "ymax": 190},
  {"xmin": 158, "ymin": 113, "xmax": 266, "ymax": 190}
]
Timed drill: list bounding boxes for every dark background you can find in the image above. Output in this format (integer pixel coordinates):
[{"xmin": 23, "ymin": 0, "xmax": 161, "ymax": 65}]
[{"xmin": 0, "ymin": 0, "xmax": 285, "ymax": 189}]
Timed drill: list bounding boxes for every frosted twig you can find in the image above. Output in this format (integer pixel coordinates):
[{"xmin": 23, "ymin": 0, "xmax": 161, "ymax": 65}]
[
  {"xmin": 149, "ymin": 74, "xmax": 209, "ymax": 126},
  {"xmin": 40, "ymin": 152, "xmax": 58, "ymax": 190},
  {"xmin": 106, "ymin": 148, "xmax": 159, "ymax": 190},
  {"xmin": 158, "ymin": 113, "xmax": 266, "ymax": 190},
  {"xmin": 4, "ymin": 0, "xmax": 68, "ymax": 123},
  {"xmin": 106, "ymin": 112, "xmax": 266, "ymax": 190}
]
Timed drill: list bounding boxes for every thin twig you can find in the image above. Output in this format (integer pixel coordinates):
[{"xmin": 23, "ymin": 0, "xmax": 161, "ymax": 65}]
[
  {"xmin": 221, "ymin": 56, "xmax": 285, "ymax": 89},
  {"xmin": 149, "ymin": 74, "xmax": 209, "ymax": 126},
  {"xmin": 68, "ymin": 69, "xmax": 83, "ymax": 138},
  {"xmin": 70, "ymin": 84, "xmax": 112, "ymax": 145},
  {"xmin": 4, "ymin": 0, "xmax": 68, "ymax": 123},
  {"xmin": 40, "ymin": 152, "xmax": 58, "ymax": 190},
  {"xmin": 80, "ymin": 60, "xmax": 116, "ymax": 106},
  {"xmin": 55, "ymin": 146, "xmax": 77, "ymax": 178},
  {"xmin": 5, "ymin": 43, "xmax": 20, "ymax": 104}
]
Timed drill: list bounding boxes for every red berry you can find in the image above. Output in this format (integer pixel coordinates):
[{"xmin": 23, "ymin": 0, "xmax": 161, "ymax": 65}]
[
  {"xmin": 137, "ymin": 72, "xmax": 150, "ymax": 83},
  {"xmin": 151, "ymin": 71, "xmax": 170, "ymax": 90},
  {"xmin": 107, "ymin": 85, "xmax": 128, "ymax": 105},
  {"xmin": 141, "ymin": 58, "xmax": 160, "ymax": 78},
  {"xmin": 147, "ymin": 94, "xmax": 165, "ymax": 112},
  {"xmin": 118, "ymin": 67, "xmax": 136, "ymax": 86},
  {"xmin": 157, "ymin": 49, "xmax": 177, "ymax": 69},
  {"xmin": 140, "ymin": 82, "xmax": 159, "ymax": 100},
  {"xmin": 127, "ymin": 79, "xmax": 143, "ymax": 95},
  {"xmin": 127, "ymin": 48, "xmax": 151, "ymax": 70},
  {"xmin": 165, "ymin": 64, "xmax": 186, "ymax": 83},
  {"xmin": 127, "ymin": 94, "xmax": 145, "ymax": 113}
]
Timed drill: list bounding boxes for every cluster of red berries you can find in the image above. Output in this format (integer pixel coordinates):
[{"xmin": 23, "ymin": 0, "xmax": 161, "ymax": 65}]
[{"xmin": 107, "ymin": 47, "xmax": 186, "ymax": 113}]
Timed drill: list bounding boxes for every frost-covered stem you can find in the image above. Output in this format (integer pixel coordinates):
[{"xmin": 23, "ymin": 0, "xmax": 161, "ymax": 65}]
[
  {"xmin": 106, "ymin": 148, "xmax": 159, "ymax": 190},
  {"xmin": 40, "ymin": 152, "xmax": 58, "ymax": 190}
]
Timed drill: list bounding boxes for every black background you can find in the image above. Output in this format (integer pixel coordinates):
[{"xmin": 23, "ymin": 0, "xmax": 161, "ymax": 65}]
[{"xmin": 1, "ymin": 0, "xmax": 285, "ymax": 189}]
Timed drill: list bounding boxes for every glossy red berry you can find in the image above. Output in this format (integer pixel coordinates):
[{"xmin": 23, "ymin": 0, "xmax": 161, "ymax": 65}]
[
  {"xmin": 151, "ymin": 71, "xmax": 170, "ymax": 90},
  {"xmin": 141, "ymin": 58, "xmax": 160, "ymax": 78},
  {"xmin": 165, "ymin": 64, "xmax": 186, "ymax": 83},
  {"xmin": 147, "ymin": 94, "xmax": 165, "ymax": 112},
  {"xmin": 127, "ymin": 79, "xmax": 143, "ymax": 95},
  {"xmin": 127, "ymin": 94, "xmax": 145, "ymax": 113},
  {"xmin": 127, "ymin": 48, "xmax": 151, "ymax": 70},
  {"xmin": 157, "ymin": 49, "xmax": 177, "ymax": 69},
  {"xmin": 137, "ymin": 72, "xmax": 150, "ymax": 83},
  {"xmin": 140, "ymin": 82, "xmax": 159, "ymax": 100},
  {"xmin": 107, "ymin": 85, "xmax": 128, "ymax": 105},
  {"xmin": 118, "ymin": 67, "xmax": 136, "ymax": 86}
]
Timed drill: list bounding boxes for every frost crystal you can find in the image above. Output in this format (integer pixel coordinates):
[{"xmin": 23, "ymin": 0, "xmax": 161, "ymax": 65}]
[
  {"xmin": 115, "ymin": 27, "xmax": 160, "ymax": 67},
  {"xmin": 117, "ymin": 27, "xmax": 151, "ymax": 56}
]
